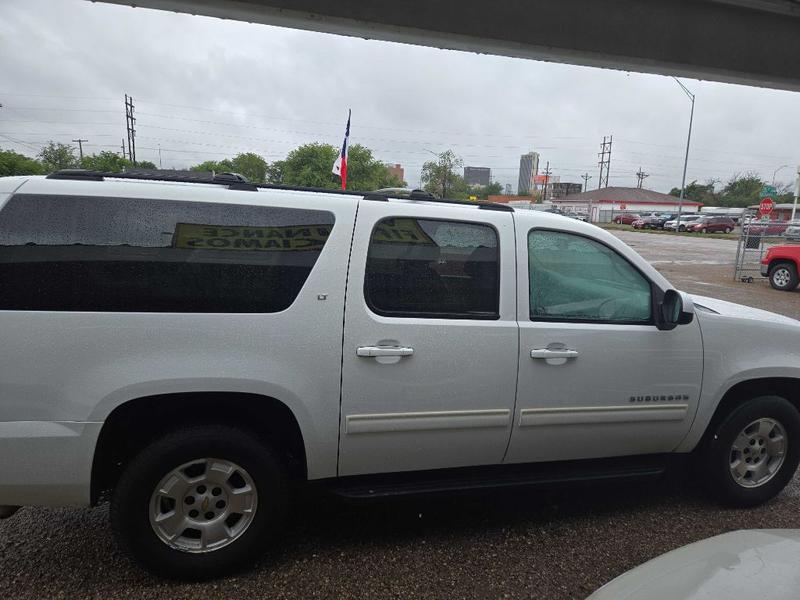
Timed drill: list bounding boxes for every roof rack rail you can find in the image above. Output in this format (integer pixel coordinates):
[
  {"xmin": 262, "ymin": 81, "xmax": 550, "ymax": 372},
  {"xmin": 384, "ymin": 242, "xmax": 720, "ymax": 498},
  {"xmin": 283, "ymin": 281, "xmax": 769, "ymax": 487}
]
[{"xmin": 43, "ymin": 170, "xmax": 513, "ymax": 211}]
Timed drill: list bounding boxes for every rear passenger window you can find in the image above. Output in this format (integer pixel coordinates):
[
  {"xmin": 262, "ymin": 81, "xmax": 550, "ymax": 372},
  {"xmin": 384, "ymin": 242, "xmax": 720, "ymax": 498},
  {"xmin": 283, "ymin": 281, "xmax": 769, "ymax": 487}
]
[
  {"xmin": 0, "ymin": 194, "xmax": 334, "ymax": 313},
  {"xmin": 364, "ymin": 217, "xmax": 499, "ymax": 319}
]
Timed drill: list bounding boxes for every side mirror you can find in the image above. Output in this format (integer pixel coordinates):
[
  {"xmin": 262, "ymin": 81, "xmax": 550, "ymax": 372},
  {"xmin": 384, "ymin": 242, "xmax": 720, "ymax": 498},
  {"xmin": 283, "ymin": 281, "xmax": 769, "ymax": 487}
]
[{"xmin": 657, "ymin": 289, "xmax": 694, "ymax": 330}]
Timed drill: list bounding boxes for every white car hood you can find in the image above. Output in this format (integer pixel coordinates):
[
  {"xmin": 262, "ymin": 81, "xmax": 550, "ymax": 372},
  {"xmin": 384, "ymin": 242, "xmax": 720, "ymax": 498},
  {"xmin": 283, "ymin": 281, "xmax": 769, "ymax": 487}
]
[
  {"xmin": 689, "ymin": 294, "xmax": 800, "ymax": 327},
  {"xmin": 587, "ymin": 529, "xmax": 800, "ymax": 600}
]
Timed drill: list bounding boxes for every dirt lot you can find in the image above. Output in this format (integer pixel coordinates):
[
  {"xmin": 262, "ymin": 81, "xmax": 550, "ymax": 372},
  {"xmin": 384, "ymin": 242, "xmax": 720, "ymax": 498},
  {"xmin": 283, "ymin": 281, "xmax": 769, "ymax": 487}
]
[{"xmin": 1, "ymin": 231, "xmax": 798, "ymax": 600}]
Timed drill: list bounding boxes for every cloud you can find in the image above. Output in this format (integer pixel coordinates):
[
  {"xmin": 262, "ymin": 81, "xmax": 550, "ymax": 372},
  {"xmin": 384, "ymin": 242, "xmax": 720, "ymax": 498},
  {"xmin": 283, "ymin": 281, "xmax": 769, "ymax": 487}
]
[{"xmin": 1, "ymin": 0, "xmax": 798, "ymax": 192}]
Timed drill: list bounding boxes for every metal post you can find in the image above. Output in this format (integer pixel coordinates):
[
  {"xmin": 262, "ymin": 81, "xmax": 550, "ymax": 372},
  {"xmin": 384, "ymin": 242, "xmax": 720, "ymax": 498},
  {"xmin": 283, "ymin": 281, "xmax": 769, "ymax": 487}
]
[
  {"xmin": 792, "ymin": 166, "xmax": 799, "ymax": 222},
  {"xmin": 673, "ymin": 77, "xmax": 695, "ymax": 232}
]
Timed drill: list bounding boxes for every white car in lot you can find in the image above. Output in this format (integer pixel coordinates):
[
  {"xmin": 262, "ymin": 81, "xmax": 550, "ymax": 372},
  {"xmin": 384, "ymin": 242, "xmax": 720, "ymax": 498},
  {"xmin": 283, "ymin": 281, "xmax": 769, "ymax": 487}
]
[
  {"xmin": 664, "ymin": 214, "xmax": 702, "ymax": 231},
  {"xmin": 0, "ymin": 170, "xmax": 799, "ymax": 579}
]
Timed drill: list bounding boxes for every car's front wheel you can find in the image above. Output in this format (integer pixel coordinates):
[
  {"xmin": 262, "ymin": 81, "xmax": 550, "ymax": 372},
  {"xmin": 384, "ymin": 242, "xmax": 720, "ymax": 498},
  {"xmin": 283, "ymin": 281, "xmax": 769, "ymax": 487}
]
[
  {"xmin": 769, "ymin": 262, "xmax": 799, "ymax": 291},
  {"xmin": 111, "ymin": 425, "xmax": 289, "ymax": 579},
  {"xmin": 701, "ymin": 395, "xmax": 800, "ymax": 507}
]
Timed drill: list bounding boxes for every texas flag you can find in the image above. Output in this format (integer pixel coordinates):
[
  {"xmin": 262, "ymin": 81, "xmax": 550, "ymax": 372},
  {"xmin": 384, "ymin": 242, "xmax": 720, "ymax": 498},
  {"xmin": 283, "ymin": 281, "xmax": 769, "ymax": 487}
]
[{"xmin": 332, "ymin": 109, "xmax": 351, "ymax": 190}]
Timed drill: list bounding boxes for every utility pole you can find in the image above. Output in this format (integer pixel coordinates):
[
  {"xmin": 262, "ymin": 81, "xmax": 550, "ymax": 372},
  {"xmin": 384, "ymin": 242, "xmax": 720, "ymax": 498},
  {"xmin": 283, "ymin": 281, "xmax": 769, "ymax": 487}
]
[
  {"xmin": 541, "ymin": 161, "xmax": 552, "ymax": 202},
  {"xmin": 72, "ymin": 138, "xmax": 88, "ymax": 161},
  {"xmin": 792, "ymin": 166, "xmax": 799, "ymax": 222},
  {"xmin": 635, "ymin": 167, "xmax": 649, "ymax": 189},
  {"xmin": 124, "ymin": 94, "xmax": 137, "ymax": 165},
  {"xmin": 121, "ymin": 138, "xmax": 126, "ymax": 158},
  {"xmin": 581, "ymin": 172, "xmax": 592, "ymax": 192},
  {"xmin": 597, "ymin": 136, "xmax": 612, "ymax": 189},
  {"xmin": 673, "ymin": 78, "xmax": 695, "ymax": 231},
  {"xmin": 158, "ymin": 145, "xmax": 163, "ymax": 169}
]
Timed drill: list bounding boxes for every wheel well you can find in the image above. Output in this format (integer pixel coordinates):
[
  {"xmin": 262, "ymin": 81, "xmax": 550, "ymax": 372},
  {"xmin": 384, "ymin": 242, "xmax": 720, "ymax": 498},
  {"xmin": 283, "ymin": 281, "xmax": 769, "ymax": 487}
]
[
  {"xmin": 705, "ymin": 378, "xmax": 800, "ymax": 441},
  {"xmin": 769, "ymin": 258, "xmax": 798, "ymax": 272},
  {"xmin": 91, "ymin": 392, "xmax": 307, "ymax": 505}
]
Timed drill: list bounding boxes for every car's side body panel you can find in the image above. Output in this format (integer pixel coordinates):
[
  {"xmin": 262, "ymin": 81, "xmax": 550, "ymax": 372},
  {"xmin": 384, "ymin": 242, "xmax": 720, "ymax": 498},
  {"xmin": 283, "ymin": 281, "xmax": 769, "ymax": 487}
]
[
  {"xmin": 677, "ymin": 295, "xmax": 800, "ymax": 452},
  {"xmin": 0, "ymin": 178, "xmax": 357, "ymax": 507}
]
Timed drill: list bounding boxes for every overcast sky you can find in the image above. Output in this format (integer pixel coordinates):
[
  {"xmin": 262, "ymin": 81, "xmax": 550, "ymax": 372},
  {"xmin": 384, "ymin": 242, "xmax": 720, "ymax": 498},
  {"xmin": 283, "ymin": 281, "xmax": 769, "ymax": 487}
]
[{"xmin": 1, "ymin": 0, "xmax": 798, "ymax": 194}]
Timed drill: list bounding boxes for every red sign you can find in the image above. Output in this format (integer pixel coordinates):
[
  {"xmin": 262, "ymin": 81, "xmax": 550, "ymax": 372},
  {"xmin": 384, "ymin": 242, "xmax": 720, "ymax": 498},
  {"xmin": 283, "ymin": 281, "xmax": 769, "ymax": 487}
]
[{"xmin": 760, "ymin": 197, "xmax": 774, "ymax": 216}]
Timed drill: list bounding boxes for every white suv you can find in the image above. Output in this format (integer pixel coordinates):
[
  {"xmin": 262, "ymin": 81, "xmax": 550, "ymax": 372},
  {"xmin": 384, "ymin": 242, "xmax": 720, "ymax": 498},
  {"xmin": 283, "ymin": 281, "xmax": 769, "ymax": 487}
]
[{"xmin": 1, "ymin": 170, "xmax": 799, "ymax": 579}]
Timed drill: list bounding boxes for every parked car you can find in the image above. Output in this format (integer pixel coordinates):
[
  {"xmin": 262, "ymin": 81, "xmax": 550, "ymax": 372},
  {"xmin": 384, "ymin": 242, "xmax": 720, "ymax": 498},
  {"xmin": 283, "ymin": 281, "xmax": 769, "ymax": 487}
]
[
  {"xmin": 631, "ymin": 216, "xmax": 660, "ymax": 229},
  {"xmin": 782, "ymin": 221, "xmax": 800, "ymax": 241},
  {"xmin": 646, "ymin": 213, "xmax": 675, "ymax": 229},
  {"xmin": 612, "ymin": 213, "xmax": 640, "ymax": 225},
  {"xmin": 686, "ymin": 216, "xmax": 736, "ymax": 234},
  {"xmin": 743, "ymin": 220, "xmax": 790, "ymax": 236},
  {"xmin": 664, "ymin": 214, "xmax": 702, "ymax": 231},
  {"xmin": 588, "ymin": 529, "xmax": 800, "ymax": 600},
  {"xmin": 761, "ymin": 245, "xmax": 800, "ymax": 291},
  {"xmin": 1, "ymin": 170, "xmax": 800, "ymax": 580}
]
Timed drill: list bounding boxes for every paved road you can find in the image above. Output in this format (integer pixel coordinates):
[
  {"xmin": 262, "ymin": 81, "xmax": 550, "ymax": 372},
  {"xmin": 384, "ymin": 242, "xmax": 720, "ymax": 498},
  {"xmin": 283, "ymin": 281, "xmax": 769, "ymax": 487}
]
[
  {"xmin": 612, "ymin": 230, "xmax": 740, "ymax": 265},
  {"xmin": 2, "ymin": 229, "xmax": 799, "ymax": 600}
]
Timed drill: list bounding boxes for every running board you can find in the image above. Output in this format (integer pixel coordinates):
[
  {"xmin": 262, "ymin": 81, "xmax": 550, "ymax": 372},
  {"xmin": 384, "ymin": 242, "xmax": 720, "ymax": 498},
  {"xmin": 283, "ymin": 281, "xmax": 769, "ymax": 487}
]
[{"xmin": 325, "ymin": 455, "xmax": 670, "ymax": 500}]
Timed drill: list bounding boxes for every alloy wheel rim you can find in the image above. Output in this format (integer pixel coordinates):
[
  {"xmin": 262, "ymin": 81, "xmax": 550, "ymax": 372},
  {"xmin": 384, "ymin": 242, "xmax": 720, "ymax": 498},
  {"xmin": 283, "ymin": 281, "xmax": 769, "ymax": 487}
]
[
  {"xmin": 149, "ymin": 458, "xmax": 258, "ymax": 553},
  {"xmin": 773, "ymin": 268, "xmax": 791, "ymax": 287},
  {"xmin": 729, "ymin": 418, "xmax": 787, "ymax": 488}
]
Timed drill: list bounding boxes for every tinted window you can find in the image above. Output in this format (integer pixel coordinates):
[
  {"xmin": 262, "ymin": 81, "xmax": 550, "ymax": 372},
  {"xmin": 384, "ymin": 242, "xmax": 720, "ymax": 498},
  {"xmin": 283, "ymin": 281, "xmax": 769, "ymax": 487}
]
[
  {"xmin": 528, "ymin": 230, "xmax": 651, "ymax": 323},
  {"xmin": 365, "ymin": 217, "xmax": 499, "ymax": 319},
  {"xmin": 0, "ymin": 194, "xmax": 334, "ymax": 312}
]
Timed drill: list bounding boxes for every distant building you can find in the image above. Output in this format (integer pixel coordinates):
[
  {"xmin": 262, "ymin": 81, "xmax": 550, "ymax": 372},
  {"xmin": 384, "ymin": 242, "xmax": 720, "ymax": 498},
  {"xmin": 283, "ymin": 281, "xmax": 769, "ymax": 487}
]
[
  {"xmin": 517, "ymin": 152, "xmax": 540, "ymax": 196},
  {"xmin": 549, "ymin": 182, "xmax": 582, "ymax": 199},
  {"xmin": 387, "ymin": 163, "xmax": 405, "ymax": 183},
  {"xmin": 464, "ymin": 166, "xmax": 491, "ymax": 187},
  {"xmin": 555, "ymin": 187, "xmax": 703, "ymax": 223}
]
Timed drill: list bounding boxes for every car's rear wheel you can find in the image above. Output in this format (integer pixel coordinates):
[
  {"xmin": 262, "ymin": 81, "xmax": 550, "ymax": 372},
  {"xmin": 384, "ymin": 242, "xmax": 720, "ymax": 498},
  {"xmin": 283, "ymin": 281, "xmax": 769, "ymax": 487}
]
[
  {"xmin": 724, "ymin": 227, "xmax": 732, "ymax": 234},
  {"xmin": 111, "ymin": 425, "xmax": 289, "ymax": 579},
  {"xmin": 769, "ymin": 262, "xmax": 799, "ymax": 291},
  {"xmin": 700, "ymin": 395, "xmax": 800, "ymax": 507}
]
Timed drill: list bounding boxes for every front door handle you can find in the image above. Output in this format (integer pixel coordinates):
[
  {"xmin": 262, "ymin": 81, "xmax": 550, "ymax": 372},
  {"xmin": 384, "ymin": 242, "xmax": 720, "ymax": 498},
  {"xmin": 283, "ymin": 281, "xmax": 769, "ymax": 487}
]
[
  {"xmin": 530, "ymin": 348, "xmax": 579, "ymax": 359},
  {"xmin": 357, "ymin": 346, "xmax": 414, "ymax": 358}
]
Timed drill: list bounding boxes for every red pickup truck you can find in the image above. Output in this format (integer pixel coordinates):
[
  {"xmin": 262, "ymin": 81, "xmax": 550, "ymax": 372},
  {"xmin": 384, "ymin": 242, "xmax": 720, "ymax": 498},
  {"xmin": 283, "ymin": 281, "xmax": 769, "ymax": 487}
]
[{"xmin": 761, "ymin": 245, "xmax": 800, "ymax": 291}]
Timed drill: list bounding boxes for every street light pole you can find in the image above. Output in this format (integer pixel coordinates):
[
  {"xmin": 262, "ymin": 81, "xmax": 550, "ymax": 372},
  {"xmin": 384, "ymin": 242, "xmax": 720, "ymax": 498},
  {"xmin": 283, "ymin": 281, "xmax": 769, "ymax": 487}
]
[
  {"xmin": 673, "ymin": 77, "xmax": 695, "ymax": 232},
  {"xmin": 772, "ymin": 164, "xmax": 789, "ymax": 186}
]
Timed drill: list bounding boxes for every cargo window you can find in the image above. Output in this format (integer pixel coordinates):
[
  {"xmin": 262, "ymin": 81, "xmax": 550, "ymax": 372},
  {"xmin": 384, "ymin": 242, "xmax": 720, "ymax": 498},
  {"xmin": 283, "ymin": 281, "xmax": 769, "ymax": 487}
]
[
  {"xmin": 0, "ymin": 194, "xmax": 334, "ymax": 313},
  {"xmin": 364, "ymin": 217, "xmax": 499, "ymax": 319},
  {"xmin": 528, "ymin": 230, "xmax": 651, "ymax": 323}
]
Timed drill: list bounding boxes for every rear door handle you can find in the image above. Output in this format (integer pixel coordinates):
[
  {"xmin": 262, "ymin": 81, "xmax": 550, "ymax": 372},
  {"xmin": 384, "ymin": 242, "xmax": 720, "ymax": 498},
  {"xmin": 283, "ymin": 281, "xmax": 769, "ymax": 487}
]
[
  {"xmin": 357, "ymin": 346, "xmax": 414, "ymax": 357},
  {"xmin": 530, "ymin": 348, "xmax": 579, "ymax": 359}
]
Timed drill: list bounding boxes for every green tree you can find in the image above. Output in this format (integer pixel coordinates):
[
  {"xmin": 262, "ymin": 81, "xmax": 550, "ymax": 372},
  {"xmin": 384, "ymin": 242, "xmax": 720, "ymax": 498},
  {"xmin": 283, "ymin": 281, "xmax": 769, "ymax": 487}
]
[
  {"xmin": 226, "ymin": 153, "xmax": 268, "ymax": 183},
  {"xmin": 189, "ymin": 160, "xmax": 223, "ymax": 173},
  {"xmin": 38, "ymin": 141, "xmax": 78, "ymax": 172},
  {"xmin": 136, "ymin": 160, "xmax": 157, "ymax": 170},
  {"xmin": 421, "ymin": 150, "xmax": 465, "ymax": 198},
  {"xmin": 189, "ymin": 154, "xmax": 268, "ymax": 183},
  {"xmin": 668, "ymin": 180, "xmax": 718, "ymax": 203},
  {"xmin": 278, "ymin": 143, "xmax": 339, "ymax": 188},
  {"xmin": 0, "ymin": 148, "xmax": 44, "ymax": 176},
  {"xmin": 81, "ymin": 151, "xmax": 131, "ymax": 172},
  {"xmin": 277, "ymin": 143, "xmax": 399, "ymax": 191},
  {"xmin": 718, "ymin": 173, "xmax": 765, "ymax": 208}
]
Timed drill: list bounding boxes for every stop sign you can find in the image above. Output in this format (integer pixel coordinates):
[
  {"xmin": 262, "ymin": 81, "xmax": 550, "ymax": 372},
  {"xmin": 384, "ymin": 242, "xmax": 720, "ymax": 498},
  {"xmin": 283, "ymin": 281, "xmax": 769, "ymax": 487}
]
[{"xmin": 760, "ymin": 197, "xmax": 774, "ymax": 216}]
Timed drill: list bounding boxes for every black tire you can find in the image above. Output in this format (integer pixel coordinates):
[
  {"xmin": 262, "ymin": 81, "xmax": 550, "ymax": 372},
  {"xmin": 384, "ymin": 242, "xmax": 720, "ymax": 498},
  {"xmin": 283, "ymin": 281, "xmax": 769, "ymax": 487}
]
[
  {"xmin": 700, "ymin": 395, "xmax": 800, "ymax": 507},
  {"xmin": 111, "ymin": 425, "xmax": 289, "ymax": 580},
  {"xmin": 678, "ymin": 225, "xmax": 686, "ymax": 232},
  {"xmin": 769, "ymin": 262, "xmax": 800, "ymax": 291}
]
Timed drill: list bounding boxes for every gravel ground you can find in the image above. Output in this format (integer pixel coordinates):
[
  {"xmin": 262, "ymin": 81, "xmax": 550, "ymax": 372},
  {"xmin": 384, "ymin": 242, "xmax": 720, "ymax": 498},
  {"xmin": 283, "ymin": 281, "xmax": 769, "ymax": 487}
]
[{"xmin": 1, "ymin": 230, "xmax": 799, "ymax": 600}]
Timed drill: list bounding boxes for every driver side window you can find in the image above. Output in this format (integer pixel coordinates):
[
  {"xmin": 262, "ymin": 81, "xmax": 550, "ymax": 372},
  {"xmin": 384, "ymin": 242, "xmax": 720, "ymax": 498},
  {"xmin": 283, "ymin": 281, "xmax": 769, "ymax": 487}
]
[{"xmin": 528, "ymin": 230, "xmax": 652, "ymax": 323}]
